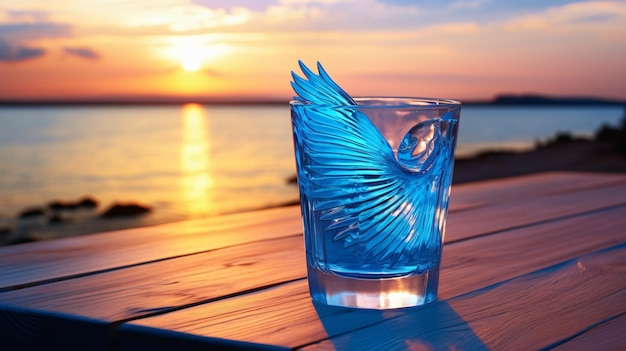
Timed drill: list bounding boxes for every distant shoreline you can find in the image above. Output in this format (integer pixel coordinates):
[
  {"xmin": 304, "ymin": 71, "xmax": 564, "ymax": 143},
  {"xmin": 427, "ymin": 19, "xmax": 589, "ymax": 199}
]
[{"xmin": 0, "ymin": 94, "xmax": 624, "ymax": 107}]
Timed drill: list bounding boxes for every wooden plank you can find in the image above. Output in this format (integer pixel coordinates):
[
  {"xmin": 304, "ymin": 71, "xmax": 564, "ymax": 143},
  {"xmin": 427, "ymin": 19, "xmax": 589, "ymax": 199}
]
[
  {"xmin": 117, "ymin": 281, "xmax": 317, "ymax": 351},
  {"xmin": 440, "ymin": 205, "xmax": 626, "ymax": 298},
  {"xmin": 2, "ymin": 172, "xmax": 624, "ymax": 292},
  {"xmin": 0, "ymin": 234, "xmax": 306, "ymax": 323},
  {"xmin": 450, "ymin": 171, "xmax": 626, "ymax": 210},
  {"xmin": 3, "ymin": 201, "xmax": 624, "ymax": 326},
  {"xmin": 449, "ymin": 244, "xmax": 626, "ymax": 351},
  {"xmin": 0, "ymin": 234, "xmax": 307, "ymax": 350},
  {"xmin": 302, "ymin": 244, "xmax": 626, "ymax": 351},
  {"xmin": 0, "ymin": 206, "xmax": 303, "ymax": 291},
  {"xmin": 117, "ymin": 279, "xmax": 439, "ymax": 351},
  {"xmin": 445, "ymin": 181, "xmax": 626, "ymax": 242},
  {"xmin": 117, "ymin": 280, "xmax": 487, "ymax": 351},
  {"xmin": 550, "ymin": 313, "xmax": 626, "ymax": 351},
  {"xmin": 116, "ymin": 205, "xmax": 626, "ymax": 349}
]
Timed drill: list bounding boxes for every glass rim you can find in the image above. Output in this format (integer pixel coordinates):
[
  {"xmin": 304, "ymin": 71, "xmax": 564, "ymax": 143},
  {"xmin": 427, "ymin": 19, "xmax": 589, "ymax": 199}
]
[{"xmin": 289, "ymin": 96, "xmax": 461, "ymax": 108}]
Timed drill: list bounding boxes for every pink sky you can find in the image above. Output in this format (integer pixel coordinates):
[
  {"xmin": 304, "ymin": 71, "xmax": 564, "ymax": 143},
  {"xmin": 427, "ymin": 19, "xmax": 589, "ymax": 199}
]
[{"xmin": 1, "ymin": 0, "xmax": 625, "ymax": 101}]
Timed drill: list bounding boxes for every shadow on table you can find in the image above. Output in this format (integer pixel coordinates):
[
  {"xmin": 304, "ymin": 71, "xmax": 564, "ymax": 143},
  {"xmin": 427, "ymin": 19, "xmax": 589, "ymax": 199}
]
[{"xmin": 313, "ymin": 300, "xmax": 488, "ymax": 350}]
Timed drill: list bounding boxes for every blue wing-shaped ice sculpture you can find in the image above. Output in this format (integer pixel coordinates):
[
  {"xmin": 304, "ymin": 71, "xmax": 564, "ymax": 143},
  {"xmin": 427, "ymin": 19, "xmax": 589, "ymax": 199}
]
[{"xmin": 291, "ymin": 61, "xmax": 456, "ymax": 265}]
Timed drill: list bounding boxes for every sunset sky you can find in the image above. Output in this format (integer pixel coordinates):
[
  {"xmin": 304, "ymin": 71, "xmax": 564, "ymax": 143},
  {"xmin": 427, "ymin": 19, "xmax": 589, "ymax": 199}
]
[{"xmin": 0, "ymin": 0, "xmax": 625, "ymax": 102}]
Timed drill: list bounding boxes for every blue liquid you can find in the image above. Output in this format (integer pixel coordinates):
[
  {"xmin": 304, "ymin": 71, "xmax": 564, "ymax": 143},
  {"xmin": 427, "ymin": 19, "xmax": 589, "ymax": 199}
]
[{"xmin": 292, "ymin": 104, "xmax": 459, "ymax": 282}]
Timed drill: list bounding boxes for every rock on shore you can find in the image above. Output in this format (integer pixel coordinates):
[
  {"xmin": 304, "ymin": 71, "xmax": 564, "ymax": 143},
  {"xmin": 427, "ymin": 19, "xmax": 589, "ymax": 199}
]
[{"xmin": 100, "ymin": 203, "xmax": 152, "ymax": 218}]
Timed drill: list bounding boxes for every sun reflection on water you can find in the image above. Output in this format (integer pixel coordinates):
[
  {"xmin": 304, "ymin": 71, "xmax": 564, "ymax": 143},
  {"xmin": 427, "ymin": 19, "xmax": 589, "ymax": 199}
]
[{"xmin": 180, "ymin": 103, "xmax": 213, "ymax": 217}]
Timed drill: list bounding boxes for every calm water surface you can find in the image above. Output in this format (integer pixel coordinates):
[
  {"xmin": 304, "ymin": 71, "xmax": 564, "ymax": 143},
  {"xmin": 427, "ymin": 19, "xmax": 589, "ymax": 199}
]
[{"xmin": 0, "ymin": 103, "xmax": 623, "ymax": 242}]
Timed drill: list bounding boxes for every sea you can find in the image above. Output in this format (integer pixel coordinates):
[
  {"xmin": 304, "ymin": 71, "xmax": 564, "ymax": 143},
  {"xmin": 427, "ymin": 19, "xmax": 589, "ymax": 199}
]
[{"xmin": 0, "ymin": 103, "xmax": 624, "ymax": 244}]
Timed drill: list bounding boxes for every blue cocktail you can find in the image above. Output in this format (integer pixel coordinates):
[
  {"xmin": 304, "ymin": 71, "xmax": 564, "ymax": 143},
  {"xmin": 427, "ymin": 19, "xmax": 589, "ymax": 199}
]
[{"xmin": 290, "ymin": 62, "xmax": 460, "ymax": 309}]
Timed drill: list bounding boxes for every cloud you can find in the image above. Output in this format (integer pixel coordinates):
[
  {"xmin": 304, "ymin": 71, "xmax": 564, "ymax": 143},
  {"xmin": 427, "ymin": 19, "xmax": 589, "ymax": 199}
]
[
  {"xmin": 63, "ymin": 47, "xmax": 100, "ymax": 60},
  {"xmin": 6, "ymin": 10, "xmax": 50, "ymax": 22},
  {"xmin": 375, "ymin": 0, "xmax": 418, "ymax": 6},
  {"xmin": 370, "ymin": 0, "xmax": 582, "ymax": 26},
  {"xmin": 0, "ymin": 37, "xmax": 45, "ymax": 62},
  {"xmin": 124, "ymin": 3, "xmax": 254, "ymax": 32},
  {"xmin": 279, "ymin": 0, "xmax": 354, "ymax": 4},
  {"xmin": 192, "ymin": 0, "xmax": 276, "ymax": 12},
  {"xmin": 0, "ymin": 22, "xmax": 72, "ymax": 40},
  {"xmin": 449, "ymin": 0, "xmax": 491, "ymax": 10},
  {"xmin": 0, "ymin": 10, "xmax": 73, "ymax": 63},
  {"xmin": 505, "ymin": 1, "xmax": 626, "ymax": 33}
]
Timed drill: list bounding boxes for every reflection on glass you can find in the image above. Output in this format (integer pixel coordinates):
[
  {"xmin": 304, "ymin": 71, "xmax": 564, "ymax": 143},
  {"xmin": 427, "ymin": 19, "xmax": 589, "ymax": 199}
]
[{"xmin": 180, "ymin": 103, "xmax": 213, "ymax": 217}]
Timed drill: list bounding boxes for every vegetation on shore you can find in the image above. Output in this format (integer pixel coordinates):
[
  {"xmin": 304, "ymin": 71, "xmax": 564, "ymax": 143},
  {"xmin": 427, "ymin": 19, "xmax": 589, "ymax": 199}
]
[{"xmin": 453, "ymin": 115, "xmax": 625, "ymax": 183}]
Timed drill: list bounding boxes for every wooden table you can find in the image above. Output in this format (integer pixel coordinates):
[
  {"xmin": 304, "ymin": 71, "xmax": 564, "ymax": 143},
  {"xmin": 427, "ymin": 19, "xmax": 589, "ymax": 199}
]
[{"xmin": 1, "ymin": 171, "xmax": 625, "ymax": 351}]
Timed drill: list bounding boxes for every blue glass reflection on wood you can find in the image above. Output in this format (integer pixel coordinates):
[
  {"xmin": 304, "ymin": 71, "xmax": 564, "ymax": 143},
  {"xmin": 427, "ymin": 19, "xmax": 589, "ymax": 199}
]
[{"xmin": 291, "ymin": 62, "xmax": 458, "ymax": 282}]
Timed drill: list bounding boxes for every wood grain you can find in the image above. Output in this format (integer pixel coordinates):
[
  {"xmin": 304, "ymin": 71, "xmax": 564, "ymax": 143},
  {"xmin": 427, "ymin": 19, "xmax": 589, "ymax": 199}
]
[
  {"xmin": 449, "ymin": 171, "xmax": 626, "ymax": 209},
  {"xmin": 117, "ymin": 206, "xmax": 626, "ymax": 349},
  {"xmin": 451, "ymin": 244, "xmax": 626, "ymax": 351},
  {"xmin": 3, "ymin": 193, "xmax": 624, "ymax": 326},
  {"xmin": 117, "ymin": 283, "xmax": 486, "ymax": 351},
  {"xmin": 445, "ymin": 181, "xmax": 626, "ymax": 242},
  {"xmin": 551, "ymin": 313, "xmax": 626, "ymax": 351},
  {"xmin": 0, "ymin": 206, "xmax": 303, "ymax": 291},
  {"xmin": 0, "ymin": 234, "xmax": 307, "ymax": 350},
  {"xmin": 302, "ymin": 244, "xmax": 626, "ymax": 350},
  {"xmin": 0, "ymin": 235, "xmax": 306, "ymax": 323},
  {"xmin": 118, "ymin": 281, "xmax": 330, "ymax": 351},
  {"xmin": 440, "ymin": 205, "xmax": 626, "ymax": 298}
]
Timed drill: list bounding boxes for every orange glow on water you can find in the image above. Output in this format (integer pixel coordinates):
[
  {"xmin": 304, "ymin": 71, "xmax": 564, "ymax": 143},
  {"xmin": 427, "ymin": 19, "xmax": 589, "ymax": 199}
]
[{"xmin": 180, "ymin": 103, "xmax": 214, "ymax": 217}]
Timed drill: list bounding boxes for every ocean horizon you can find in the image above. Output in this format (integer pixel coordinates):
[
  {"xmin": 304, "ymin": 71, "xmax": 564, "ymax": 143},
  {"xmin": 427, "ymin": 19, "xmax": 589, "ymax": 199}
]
[{"xmin": 1, "ymin": 92, "xmax": 624, "ymax": 106}]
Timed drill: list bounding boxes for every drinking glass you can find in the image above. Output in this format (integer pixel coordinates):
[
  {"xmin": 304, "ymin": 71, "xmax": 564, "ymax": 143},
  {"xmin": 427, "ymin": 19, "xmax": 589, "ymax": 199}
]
[{"xmin": 291, "ymin": 97, "xmax": 461, "ymax": 309}]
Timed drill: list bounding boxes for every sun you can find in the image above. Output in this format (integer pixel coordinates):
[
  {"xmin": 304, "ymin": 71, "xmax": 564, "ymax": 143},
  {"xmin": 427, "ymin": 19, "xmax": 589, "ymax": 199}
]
[
  {"xmin": 177, "ymin": 46, "xmax": 203, "ymax": 72},
  {"xmin": 180, "ymin": 55, "xmax": 202, "ymax": 72},
  {"xmin": 164, "ymin": 38, "xmax": 232, "ymax": 73}
]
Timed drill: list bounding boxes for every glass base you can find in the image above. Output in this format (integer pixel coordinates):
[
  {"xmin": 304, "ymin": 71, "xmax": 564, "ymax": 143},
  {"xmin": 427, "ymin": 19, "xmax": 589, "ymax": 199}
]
[{"xmin": 307, "ymin": 265, "xmax": 439, "ymax": 309}]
